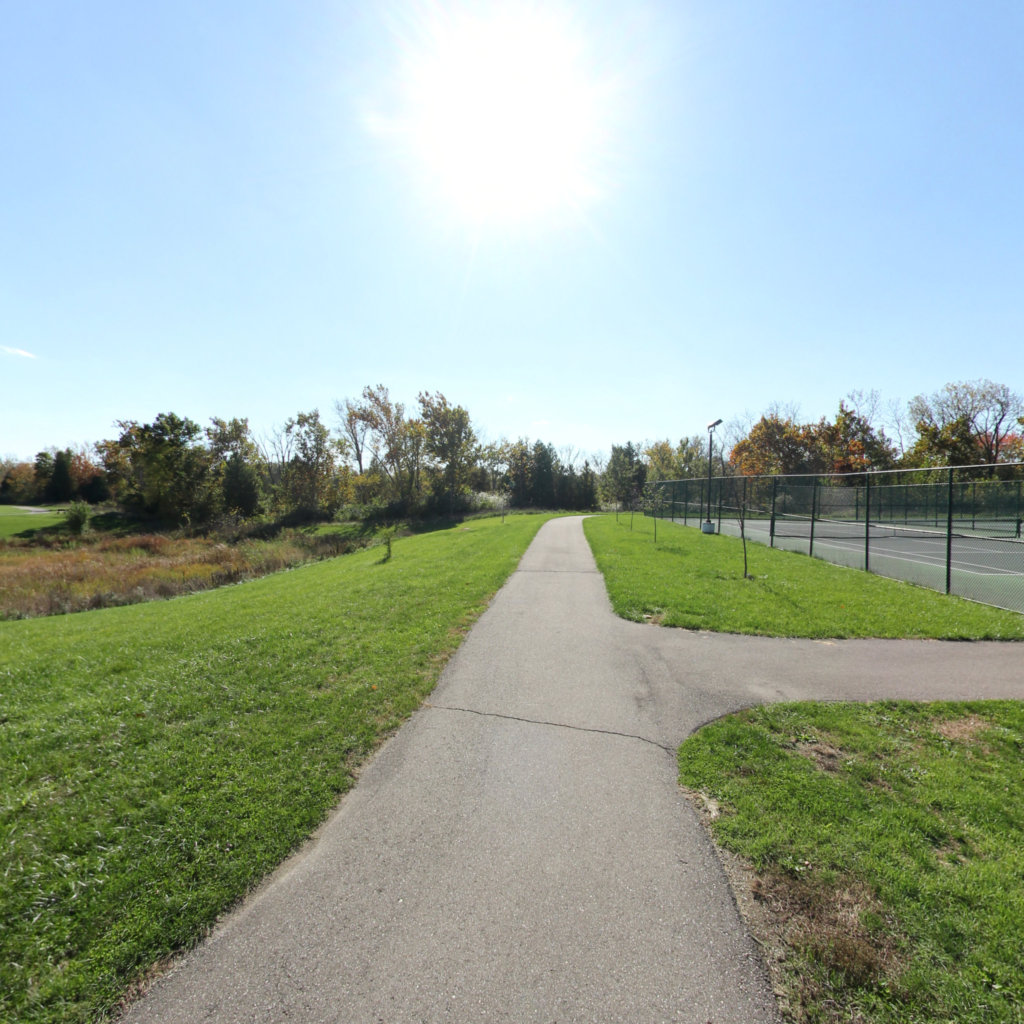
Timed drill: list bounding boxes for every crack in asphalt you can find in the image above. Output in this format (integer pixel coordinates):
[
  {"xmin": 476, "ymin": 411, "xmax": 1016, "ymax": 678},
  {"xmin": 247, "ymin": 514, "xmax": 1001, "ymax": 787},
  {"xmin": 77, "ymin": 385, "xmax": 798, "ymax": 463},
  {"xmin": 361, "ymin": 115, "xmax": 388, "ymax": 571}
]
[
  {"xmin": 515, "ymin": 568, "xmax": 603, "ymax": 575},
  {"xmin": 423, "ymin": 701, "xmax": 677, "ymax": 756}
]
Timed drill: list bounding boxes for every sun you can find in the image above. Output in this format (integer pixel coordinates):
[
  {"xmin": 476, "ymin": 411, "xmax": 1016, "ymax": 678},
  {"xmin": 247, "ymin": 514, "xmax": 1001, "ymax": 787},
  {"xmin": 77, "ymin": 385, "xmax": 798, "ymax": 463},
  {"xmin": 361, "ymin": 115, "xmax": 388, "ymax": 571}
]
[{"xmin": 384, "ymin": 3, "xmax": 611, "ymax": 228}]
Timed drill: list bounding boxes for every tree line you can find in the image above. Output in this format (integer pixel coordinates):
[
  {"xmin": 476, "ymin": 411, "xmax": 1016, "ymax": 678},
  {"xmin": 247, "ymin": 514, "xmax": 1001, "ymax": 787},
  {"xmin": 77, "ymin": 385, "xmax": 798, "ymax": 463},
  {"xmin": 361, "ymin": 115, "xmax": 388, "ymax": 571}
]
[
  {"xmin": 0, "ymin": 386, "xmax": 600, "ymax": 524},
  {"xmin": 600, "ymin": 379, "xmax": 1024, "ymax": 506},
  {"xmin": 2, "ymin": 378, "xmax": 1020, "ymax": 522}
]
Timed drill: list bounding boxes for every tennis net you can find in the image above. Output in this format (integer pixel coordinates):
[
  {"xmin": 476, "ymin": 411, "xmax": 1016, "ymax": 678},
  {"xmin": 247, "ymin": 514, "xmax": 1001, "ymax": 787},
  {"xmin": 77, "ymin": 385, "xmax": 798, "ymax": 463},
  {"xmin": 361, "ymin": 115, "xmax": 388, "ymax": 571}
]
[{"xmin": 770, "ymin": 513, "xmax": 1022, "ymax": 543}]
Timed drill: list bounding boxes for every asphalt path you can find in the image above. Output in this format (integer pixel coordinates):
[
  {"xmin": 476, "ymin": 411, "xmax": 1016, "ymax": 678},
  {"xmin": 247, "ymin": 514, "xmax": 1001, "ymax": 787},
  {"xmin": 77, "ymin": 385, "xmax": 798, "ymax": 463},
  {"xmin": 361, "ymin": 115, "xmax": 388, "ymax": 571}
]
[{"xmin": 121, "ymin": 516, "xmax": 1024, "ymax": 1024}]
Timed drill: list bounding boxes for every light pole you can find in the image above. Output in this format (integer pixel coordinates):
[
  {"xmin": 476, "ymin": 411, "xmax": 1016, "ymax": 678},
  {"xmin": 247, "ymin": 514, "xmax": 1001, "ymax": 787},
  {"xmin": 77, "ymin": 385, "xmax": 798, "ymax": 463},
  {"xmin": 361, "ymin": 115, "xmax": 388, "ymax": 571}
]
[{"xmin": 704, "ymin": 418, "xmax": 722, "ymax": 533}]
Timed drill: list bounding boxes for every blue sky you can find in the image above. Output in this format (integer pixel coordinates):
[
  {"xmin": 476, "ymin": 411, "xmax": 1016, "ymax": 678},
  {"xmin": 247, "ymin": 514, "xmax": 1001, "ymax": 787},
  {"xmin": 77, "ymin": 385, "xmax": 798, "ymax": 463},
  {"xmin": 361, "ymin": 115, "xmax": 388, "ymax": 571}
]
[{"xmin": 2, "ymin": 0, "xmax": 1022, "ymax": 463}]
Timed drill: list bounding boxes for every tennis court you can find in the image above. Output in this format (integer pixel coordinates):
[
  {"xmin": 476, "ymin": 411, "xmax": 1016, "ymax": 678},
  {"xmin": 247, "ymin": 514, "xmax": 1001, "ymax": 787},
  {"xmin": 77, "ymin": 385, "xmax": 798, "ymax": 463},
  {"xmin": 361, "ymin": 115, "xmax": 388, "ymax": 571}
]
[
  {"xmin": 654, "ymin": 465, "xmax": 1024, "ymax": 615},
  {"xmin": 722, "ymin": 515, "xmax": 1024, "ymax": 613}
]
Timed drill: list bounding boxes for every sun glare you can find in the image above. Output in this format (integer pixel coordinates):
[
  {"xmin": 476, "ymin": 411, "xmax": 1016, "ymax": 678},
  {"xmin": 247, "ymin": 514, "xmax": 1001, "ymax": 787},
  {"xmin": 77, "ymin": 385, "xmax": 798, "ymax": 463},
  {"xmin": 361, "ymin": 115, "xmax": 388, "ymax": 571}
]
[{"xmin": 385, "ymin": 3, "xmax": 611, "ymax": 228}]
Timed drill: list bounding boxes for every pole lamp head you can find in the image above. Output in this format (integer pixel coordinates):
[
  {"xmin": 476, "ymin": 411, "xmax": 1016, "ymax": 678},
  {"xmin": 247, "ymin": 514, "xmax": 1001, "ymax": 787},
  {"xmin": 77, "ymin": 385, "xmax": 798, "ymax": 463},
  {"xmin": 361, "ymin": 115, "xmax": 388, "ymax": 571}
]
[{"xmin": 707, "ymin": 418, "xmax": 723, "ymax": 431}]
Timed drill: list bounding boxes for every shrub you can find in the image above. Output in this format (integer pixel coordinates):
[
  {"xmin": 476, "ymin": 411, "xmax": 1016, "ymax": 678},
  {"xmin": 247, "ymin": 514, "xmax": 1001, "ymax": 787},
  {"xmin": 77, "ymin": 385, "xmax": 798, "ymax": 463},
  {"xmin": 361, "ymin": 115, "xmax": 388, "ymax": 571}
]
[{"xmin": 65, "ymin": 502, "xmax": 91, "ymax": 536}]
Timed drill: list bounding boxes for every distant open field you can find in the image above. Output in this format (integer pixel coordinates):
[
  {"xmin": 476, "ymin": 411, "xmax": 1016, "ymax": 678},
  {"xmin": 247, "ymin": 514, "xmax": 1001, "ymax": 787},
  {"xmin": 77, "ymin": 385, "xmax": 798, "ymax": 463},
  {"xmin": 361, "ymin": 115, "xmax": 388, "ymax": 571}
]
[{"xmin": 0, "ymin": 504, "xmax": 65, "ymax": 538}]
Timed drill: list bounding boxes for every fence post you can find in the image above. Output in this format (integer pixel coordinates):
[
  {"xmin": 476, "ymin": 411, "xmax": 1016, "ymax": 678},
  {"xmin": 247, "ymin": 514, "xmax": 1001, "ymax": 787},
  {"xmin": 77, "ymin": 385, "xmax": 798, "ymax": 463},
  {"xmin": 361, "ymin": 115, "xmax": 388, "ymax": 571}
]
[
  {"xmin": 864, "ymin": 472, "xmax": 871, "ymax": 573},
  {"xmin": 809, "ymin": 478, "xmax": 817, "ymax": 557},
  {"xmin": 946, "ymin": 468, "xmax": 954, "ymax": 594},
  {"xmin": 770, "ymin": 475, "xmax": 778, "ymax": 548}
]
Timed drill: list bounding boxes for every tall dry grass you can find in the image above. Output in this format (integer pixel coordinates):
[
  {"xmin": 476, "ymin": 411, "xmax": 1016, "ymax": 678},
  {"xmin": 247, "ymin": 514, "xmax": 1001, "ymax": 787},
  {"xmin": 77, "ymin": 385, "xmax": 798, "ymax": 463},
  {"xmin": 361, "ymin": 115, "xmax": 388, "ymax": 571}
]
[{"xmin": 0, "ymin": 530, "xmax": 366, "ymax": 619}]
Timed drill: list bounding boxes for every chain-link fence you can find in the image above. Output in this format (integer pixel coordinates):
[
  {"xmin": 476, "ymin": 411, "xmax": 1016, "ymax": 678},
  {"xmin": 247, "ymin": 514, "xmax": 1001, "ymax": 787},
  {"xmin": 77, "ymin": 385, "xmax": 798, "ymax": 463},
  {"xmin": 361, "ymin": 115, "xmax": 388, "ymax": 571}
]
[{"xmin": 651, "ymin": 464, "xmax": 1024, "ymax": 614}]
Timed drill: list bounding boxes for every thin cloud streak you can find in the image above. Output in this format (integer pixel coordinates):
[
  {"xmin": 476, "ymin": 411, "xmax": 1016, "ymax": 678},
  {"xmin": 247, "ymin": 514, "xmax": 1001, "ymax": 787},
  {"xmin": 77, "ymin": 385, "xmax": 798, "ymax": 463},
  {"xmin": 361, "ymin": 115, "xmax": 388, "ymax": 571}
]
[{"xmin": 2, "ymin": 346, "xmax": 36, "ymax": 359}]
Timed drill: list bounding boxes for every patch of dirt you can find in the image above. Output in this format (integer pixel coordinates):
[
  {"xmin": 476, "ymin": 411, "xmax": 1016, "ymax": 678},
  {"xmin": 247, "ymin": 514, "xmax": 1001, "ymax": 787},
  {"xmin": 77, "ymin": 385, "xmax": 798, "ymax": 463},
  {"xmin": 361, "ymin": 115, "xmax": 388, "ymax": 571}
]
[
  {"xmin": 794, "ymin": 740, "xmax": 847, "ymax": 773},
  {"xmin": 933, "ymin": 714, "xmax": 989, "ymax": 744}
]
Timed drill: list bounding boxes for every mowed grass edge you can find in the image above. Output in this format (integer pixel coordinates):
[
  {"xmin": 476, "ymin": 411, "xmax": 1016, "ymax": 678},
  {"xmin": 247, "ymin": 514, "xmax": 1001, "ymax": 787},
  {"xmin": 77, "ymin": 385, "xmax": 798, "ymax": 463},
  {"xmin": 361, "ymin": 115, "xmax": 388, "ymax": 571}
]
[
  {"xmin": 0, "ymin": 513, "xmax": 553, "ymax": 1024},
  {"xmin": 582, "ymin": 513, "xmax": 1024, "ymax": 639}
]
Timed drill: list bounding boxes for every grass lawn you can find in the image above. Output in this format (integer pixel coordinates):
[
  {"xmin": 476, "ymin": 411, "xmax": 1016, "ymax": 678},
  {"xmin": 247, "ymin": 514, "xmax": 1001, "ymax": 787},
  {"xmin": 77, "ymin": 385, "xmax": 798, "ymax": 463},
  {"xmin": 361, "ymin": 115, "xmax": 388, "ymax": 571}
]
[
  {"xmin": 0, "ymin": 513, "xmax": 552, "ymax": 1024},
  {"xmin": 0, "ymin": 505, "xmax": 66, "ymax": 539},
  {"xmin": 583, "ymin": 513, "xmax": 1024, "ymax": 639},
  {"xmin": 678, "ymin": 701, "xmax": 1024, "ymax": 1024}
]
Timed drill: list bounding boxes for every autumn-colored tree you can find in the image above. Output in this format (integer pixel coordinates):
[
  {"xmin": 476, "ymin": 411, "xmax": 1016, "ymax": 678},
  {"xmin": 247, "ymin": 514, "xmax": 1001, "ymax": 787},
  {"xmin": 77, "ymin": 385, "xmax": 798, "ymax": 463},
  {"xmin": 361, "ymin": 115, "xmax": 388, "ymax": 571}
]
[
  {"xmin": 0, "ymin": 462, "xmax": 37, "ymax": 504},
  {"xmin": 908, "ymin": 380, "xmax": 1023, "ymax": 466},
  {"xmin": 809, "ymin": 402, "xmax": 897, "ymax": 475},
  {"xmin": 1004, "ymin": 417, "xmax": 1024, "ymax": 463},
  {"xmin": 729, "ymin": 416, "xmax": 818, "ymax": 476},
  {"xmin": 730, "ymin": 403, "xmax": 897, "ymax": 479},
  {"xmin": 69, "ymin": 447, "xmax": 108, "ymax": 502}
]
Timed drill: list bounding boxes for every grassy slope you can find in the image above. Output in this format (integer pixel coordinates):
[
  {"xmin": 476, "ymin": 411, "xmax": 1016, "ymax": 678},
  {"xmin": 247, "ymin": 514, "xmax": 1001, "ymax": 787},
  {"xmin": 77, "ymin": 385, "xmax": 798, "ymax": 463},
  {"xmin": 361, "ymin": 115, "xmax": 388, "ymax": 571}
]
[
  {"xmin": 583, "ymin": 513, "xmax": 1024, "ymax": 639},
  {"xmin": 0, "ymin": 514, "xmax": 551, "ymax": 1024},
  {"xmin": 678, "ymin": 702, "xmax": 1024, "ymax": 1024}
]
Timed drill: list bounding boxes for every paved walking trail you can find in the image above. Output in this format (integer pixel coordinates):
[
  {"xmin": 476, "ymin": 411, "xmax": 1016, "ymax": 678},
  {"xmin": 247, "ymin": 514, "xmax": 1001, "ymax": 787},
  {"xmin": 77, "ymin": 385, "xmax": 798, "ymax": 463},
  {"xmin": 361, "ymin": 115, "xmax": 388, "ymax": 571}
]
[{"xmin": 122, "ymin": 517, "xmax": 1024, "ymax": 1024}]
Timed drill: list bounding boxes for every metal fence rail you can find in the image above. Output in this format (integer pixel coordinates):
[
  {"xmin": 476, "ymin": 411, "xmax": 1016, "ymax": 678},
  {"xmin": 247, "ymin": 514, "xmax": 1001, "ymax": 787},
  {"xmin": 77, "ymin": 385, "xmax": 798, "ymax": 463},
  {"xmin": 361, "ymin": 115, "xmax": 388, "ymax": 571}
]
[{"xmin": 651, "ymin": 464, "xmax": 1024, "ymax": 615}]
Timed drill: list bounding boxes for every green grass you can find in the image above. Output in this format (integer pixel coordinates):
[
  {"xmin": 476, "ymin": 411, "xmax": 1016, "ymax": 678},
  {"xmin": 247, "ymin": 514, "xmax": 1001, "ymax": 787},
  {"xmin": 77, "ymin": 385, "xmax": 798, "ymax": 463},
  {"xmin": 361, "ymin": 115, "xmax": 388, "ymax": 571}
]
[
  {"xmin": 583, "ymin": 514, "xmax": 1024, "ymax": 638},
  {"xmin": 0, "ymin": 513, "xmax": 552, "ymax": 1024},
  {"xmin": 678, "ymin": 701, "xmax": 1024, "ymax": 1023},
  {"xmin": 0, "ymin": 505, "xmax": 66, "ymax": 539}
]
